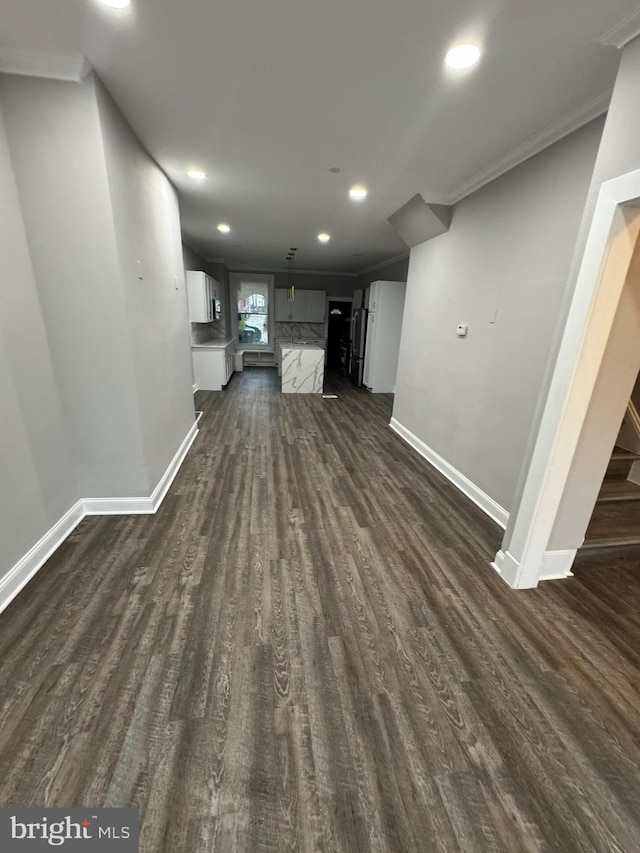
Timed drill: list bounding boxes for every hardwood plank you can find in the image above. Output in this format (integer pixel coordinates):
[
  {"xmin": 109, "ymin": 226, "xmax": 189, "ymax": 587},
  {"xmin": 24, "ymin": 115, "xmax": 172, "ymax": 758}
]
[{"xmin": 0, "ymin": 368, "xmax": 639, "ymax": 852}]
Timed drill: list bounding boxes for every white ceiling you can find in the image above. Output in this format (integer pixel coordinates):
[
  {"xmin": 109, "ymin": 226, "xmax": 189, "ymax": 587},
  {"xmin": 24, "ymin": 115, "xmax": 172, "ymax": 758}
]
[{"xmin": 0, "ymin": 0, "xmax": 637, "ymax": 273}]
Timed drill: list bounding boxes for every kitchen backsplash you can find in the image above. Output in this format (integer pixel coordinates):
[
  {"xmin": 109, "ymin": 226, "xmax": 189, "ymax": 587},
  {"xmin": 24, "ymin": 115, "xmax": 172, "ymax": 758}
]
[
  {"xmin": 275, "ymin": 322, "xmax": 325, "ymax": 339},
  {"xmin": 191, "ymin": 321, "xmax": 227, "ymax": 344}
]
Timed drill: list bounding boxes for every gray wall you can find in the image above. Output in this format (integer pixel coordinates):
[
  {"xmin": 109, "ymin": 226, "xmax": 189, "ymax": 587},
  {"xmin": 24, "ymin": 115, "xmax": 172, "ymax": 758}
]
[
  {"xmin": 392, "ymin": 117, "xmax": 604, "ymax": 512},
  {"xmin": 357, "ymin": 257, "xmax": 409, "ymax": 289},
  {"xmin": 272, "ymin": 271, "xmax": 357, "ymax": 298},
  {"xmin": 579, "ymin": 38, "xmax": 640, "ymax": 222},
  {"xmin": 0, "ymin": 73, "xmax": 148, "ymax": 497},
  {"xmin": 226, "ymin": 268, "xmax": 358, "ymax": 337},
  {"xmin": 0, "ymin": 102, "xmax": 78, "ymax": 578},
  {"xmin": 96, "ymin": 81, "xmax": 195, "ymax": 488},
  {"xmin": 547, "ymin": 37, "xmax": 640, "ymax": 547},
  {"xmin": 0, "ymin": 71, "xmax": 195, "ymax": 501}
]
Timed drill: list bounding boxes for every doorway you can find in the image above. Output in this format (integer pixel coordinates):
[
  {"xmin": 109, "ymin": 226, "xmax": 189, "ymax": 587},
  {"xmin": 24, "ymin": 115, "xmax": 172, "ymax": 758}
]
[
  {"xmin": 326, "ymin": 300, "xmax": 352, "ymax": 372},
  {"xmin": 493, "ymin": 171, "xmax": 640, "ymax": 588}
]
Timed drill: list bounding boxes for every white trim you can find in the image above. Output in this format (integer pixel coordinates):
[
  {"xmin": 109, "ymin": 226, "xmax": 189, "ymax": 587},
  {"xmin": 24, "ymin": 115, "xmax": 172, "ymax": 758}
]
[
  {"xmin": 0, "ymin": 420, "xmax": 199, "ymax": 615},
  {"xmin": 491, "ymin": 548, "xmax": 575, "ymax": 589},
  {"xmin": 224, "ymin": 264, "xmax": 358, "ymax": 277},
  {"xmin": 389, "ymin": 418, "xmax": 509, "ymax": 529},
  {"xmin": 192, "ymin": 383, "xmax": 198, "ymax": 394},
  {"xmin": 627, "ymin": 400, "xmax": 640, "ymax": 437},
  {"xmin": 447, "ymin": 89, "xmax": 612, "ymax": 204},
  {"xmin": 538, "ymin": 549, "xmax": 577, "ymax": 581},
  {"xmin": 496, "ymin": 168, "xmax": 640, "ymax": 589},
  {"xmin": 491, "ymin": 550, "xmax": 521, "ymax": 587},
  {"xmin": 356, "ymin": 253, "xmax": 410, "ymax": 277},
  {"xmin": 82, "ymin": 496, "xmax": 154, "ymax": 516},
  {"xmin": 597, "ymin": 8, "xmax": 640, "ymax": 49},
  {"xmin": 149, "ymin": 420, "xmax": 199, "ymax": 510},
  {"xmin": 0, "ymin": 501, "xmax": 85, "ymax": 616},
  {"xmin": 0, "ymin": 49, "xmax": 91, "ymax": 82}
]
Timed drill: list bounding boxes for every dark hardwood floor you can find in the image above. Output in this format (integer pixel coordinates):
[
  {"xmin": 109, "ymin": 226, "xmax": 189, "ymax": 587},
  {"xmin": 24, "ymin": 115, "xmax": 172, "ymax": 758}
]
[{"xmin": 0, "ymin": 368, "xmax": 639, "ymax": 852}]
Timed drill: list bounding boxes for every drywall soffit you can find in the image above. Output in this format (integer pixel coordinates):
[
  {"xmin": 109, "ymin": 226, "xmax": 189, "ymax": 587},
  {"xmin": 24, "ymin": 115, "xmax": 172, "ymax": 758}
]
[
  {"xmin": 387, "ymin": 194, "xmax": 452, "ymax": 249},
  {"xmin": 0, "ymin": 49, "xmax": 92, "ymax": 82},
  {"xmin": 597, "ymin": 7, "xmax": 640, "ymax": 48}
]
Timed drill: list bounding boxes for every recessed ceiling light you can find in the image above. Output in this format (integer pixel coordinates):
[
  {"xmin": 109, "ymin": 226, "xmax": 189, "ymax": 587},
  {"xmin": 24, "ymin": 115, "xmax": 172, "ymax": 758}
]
[
  {"xmin": 445, "ymin": 43, "xmax": 481, "ymax": 70},
  {"xmin": 187, "ymin": 169, "xmax": 207, "ymax": 180},
  {"xmin": 318, "ymin": 232, "xmax": 331, "ymax": 243},
  {"xmin": 349, "ymin": 185, "xmax": 368, "ymax": 201},
  {"xmin": 96, "ymin": 0, "xmax": 131, "ymax": 8},
  {"xmin": 217, "ymin": 223, "xmax": 231, "ymax": 234}
]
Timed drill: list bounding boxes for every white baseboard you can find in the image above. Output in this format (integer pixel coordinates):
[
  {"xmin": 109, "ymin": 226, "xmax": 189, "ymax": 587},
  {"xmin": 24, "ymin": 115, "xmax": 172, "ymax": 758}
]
[
  {"xmin": 83, "ymin": 421, "xmax": 199, "ymax": 516},
  {"xmin": 148, "ymin": 420, "xmax": 199, "ymax": 511},
  {"xmin": 83, "ymin": 496, "xmax": 154, "ymax": 515},
  {"xmin": 389, "ymin": 418, "xmax": 509, "ymax": 529},
  {"xmin": 0, "ymin": 420, "xmax": 199, "ymax": 616},
  {"xmin": 491, "ymin": 548, "xmax": 575, "ymax": 589},
  {"xmin": 0, "ymin": 500, "xmax": 85, "ymax": 616},
  {"xmin": 538, "ymin": 549, "xmax": 576, "ymax": 581}
]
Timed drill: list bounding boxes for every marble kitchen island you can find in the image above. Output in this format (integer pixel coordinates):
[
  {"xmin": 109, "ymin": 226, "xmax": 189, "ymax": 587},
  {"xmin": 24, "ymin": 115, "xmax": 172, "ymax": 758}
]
[{"xmin": 277, "ymin": 343, "xmax": 325, "ymax": 393}]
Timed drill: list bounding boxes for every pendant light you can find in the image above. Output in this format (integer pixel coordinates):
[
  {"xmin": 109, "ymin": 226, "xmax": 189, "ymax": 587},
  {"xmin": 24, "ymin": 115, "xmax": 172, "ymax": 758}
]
[{"xmin": 286, "ymin": 247, "xmax": 297, "ymax": 301}]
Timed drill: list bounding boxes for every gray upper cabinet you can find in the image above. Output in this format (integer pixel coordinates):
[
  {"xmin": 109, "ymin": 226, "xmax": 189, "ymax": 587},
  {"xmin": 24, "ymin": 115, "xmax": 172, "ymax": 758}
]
[{"xmin": 275, "ymin": 288, "xmax": 326, "ymax": 323}]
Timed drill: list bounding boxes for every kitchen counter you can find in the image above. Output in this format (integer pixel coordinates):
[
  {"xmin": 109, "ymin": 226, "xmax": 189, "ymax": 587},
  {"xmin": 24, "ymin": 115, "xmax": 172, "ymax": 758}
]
[
  {"xmin": 191, "ymin": 337, "xmax": 236, "ymax": 350},
  {"xmin": 191, "ymin": 338, "xmax": 236, "ymax": 390},
  {"xmin": 278, "ymin": 342, "xmax": 325, "ymax": 394}
]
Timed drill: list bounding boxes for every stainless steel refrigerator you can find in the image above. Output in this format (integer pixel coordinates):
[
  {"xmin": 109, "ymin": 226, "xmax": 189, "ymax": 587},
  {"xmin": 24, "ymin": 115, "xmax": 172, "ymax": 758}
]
[{"xmin": 349, "ymin": 306, "xmax": 368, "ymax": 386}]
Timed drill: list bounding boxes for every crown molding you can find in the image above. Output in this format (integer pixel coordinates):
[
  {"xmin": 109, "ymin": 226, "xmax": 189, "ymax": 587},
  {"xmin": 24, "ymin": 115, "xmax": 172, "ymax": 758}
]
[
  {"xmin": 597, "ymin": 7, "xmax": 640, "ymax": 49},
  {"xmin": 447, "ymin": 87, "xmax": 612, "ymax": 204},
  {"xmin": 0, "ymin": 49, "xmax": 91, "ymax": 82},
  {"xmin": 356, "ymin": 252, "xmax": 410, "ymax": 277},
  {"xmin": 222, "ymin": 263, "xmax": 358, "ymax": 277}
]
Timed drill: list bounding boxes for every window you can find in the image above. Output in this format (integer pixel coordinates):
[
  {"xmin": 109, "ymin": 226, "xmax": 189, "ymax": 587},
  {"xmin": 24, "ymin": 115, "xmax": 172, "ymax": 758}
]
[{"xmin": 229, "ymin": 273, "xmax": 275, "ymax": 349}]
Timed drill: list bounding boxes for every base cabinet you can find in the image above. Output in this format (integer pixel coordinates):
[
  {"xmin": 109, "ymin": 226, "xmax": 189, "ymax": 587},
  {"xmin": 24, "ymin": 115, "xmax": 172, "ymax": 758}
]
[{"xmin": 192, "ymin": 341, "xmax": 235, "ymax": 390}]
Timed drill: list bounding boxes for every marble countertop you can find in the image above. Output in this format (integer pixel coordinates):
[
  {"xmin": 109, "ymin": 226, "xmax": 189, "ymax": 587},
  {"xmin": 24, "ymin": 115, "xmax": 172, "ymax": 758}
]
[
  {"xmin": 191, "ymin": 338, "xmax": 236, "ymax": 350},
  {"xmin": 279, "ymin": 342, "xmax": 323, "ymax": 351},
  {"xmin": 281, "ymin": 343, "xmax": 325, "ymax": 394}
]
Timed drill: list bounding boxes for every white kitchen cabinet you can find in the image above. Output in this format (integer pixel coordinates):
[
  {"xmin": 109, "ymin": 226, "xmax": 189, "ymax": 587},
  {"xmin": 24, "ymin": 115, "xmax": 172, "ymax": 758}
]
[
  {"xmin": 192, "ymin": 340, "xmax": 236, "ymax": 390},
  {"xmin": 363, "ymin": 281, "xmax": 406, "ymax": 393},
  {"xmin": 305, "ymin": 290, "xmax": 326, "ymax": 322},
  {"xmin": 186, "ymin": 271, "xmax": 219, "ymax": 322},
  {"xmin": 275, "ymin": 288, "xmax": 326, "ymax": 322},
  {"xmin": 275, "ymin": 289, "xmax": 306, "ymax": 321},
  {"xmin": 224, "ymin": 348, "xmax": 234, "ymax": 385},
  {"xmin": 368, "ymin": 282, "xmax": 379, "ymax": 313},
  {"xmin": 275, "ymin": 288, "xmax": 292, "ymax": 322}
]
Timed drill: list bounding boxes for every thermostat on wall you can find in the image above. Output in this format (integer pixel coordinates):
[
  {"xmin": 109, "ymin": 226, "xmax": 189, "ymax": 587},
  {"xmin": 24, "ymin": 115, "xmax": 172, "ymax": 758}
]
[{"xmin": 456, "ymin": 324, "xmax": 468, "ymax": 337}]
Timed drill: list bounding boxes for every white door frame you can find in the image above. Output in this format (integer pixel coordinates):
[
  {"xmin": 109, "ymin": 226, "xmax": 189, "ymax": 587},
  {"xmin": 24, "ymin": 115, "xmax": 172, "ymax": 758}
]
[{"xmin": 493, "ymin": 168, "xmax": 640, "ymax": 588}]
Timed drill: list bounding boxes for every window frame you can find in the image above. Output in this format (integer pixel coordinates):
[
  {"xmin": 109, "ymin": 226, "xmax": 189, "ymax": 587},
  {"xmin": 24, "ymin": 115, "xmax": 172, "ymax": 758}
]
[{"xmin": 229, "ymin": 272, "xmax": 275, "ymax": 351}]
